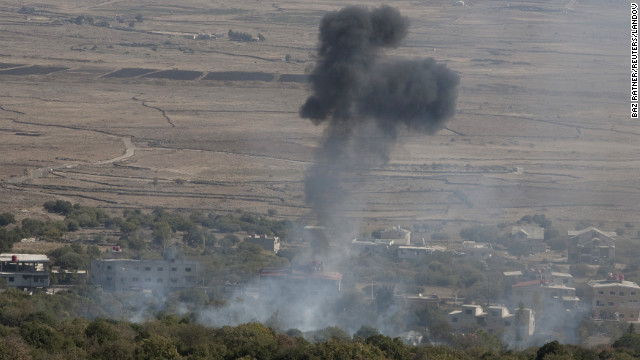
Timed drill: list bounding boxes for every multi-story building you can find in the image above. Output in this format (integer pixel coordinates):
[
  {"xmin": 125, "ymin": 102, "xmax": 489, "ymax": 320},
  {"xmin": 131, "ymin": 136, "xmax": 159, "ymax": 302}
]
[
  {"xmin": 448, "ymin": 304, "xmax": 485, "ymax": 328},
  {"xmin": 510, "ymin": 279, "xmax": 579, "ymax": 311},
  {"xmin": 90, "ymin": 257, "xmax": 198, "ymax": 293},
  {"xmin": 588, "ymin": 273, "xmax": 640, "ymax": 321},
  {"xmin": 0, "ymin": 254, "xmax": 49, "ymax": 289},
  {"xmin": 568, "ymin": 227, "xmax": 616, "ymax": 264}
]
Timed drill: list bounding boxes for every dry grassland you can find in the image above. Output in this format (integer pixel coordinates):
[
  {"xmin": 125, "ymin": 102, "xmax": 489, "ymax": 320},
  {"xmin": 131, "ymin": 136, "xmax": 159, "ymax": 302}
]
[{"xmin": 0, "ymin": 0, "xmax": 634, "ymax": 235}]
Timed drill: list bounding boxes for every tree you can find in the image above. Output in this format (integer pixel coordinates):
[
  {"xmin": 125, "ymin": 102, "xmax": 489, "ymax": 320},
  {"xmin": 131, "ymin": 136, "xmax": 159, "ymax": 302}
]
[
  {"xmin": 43, "ymin": 200, "xmax": 73, "ymax": 215},
  {"xmin": 153, "ymin": 221, "xmax": 172, "ymax": 249},
  {"xmin": 375, "ymin": 286, "xmax": 395, "ymax": 313},
  {"xmin": 354, "ymin": 325, "xmax": 380, "ymax": 340},
  {"xmin": 536, "ymin": 341, "xmax": 567, "ymax": 360},
  {"xmin": 0, "ymin": 213, "xmax": 16, "ymax": 226},
  {"xmin": 612, "ymin": 332, "xmax": 640, "ymax": 356},
  {"xmin": 182, "ymin": 227, "xmax": 206, "ymax": 247},
  {"xmin": 135, "ymin": 336, "xmax": 180, "ymax": 360}
]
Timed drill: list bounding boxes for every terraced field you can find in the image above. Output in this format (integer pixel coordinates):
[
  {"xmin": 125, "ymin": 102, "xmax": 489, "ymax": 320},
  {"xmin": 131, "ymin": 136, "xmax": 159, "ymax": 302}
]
[{"xmin": 0, "ymin": 0, "xmax": 633, "ymax": 238}]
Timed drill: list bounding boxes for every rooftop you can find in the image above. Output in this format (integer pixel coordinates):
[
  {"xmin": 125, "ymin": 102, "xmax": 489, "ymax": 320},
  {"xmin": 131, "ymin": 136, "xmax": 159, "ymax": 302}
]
[
  {"xmin": 512, "ymin": 280, "xmax": 542, "ymax": 288},
  {"xmin": 588, "ymin": 279, "xmax": 640, "ymax": 289},
  {"xmin": 568, "ymin": 227, "xmax": 617, "ymax": 239},
  {"xmin": 503, "ymin": 271, "xmax": 523, "ymax": 277},
  {"xmin": 0, "ymin": 254, "xmax": 48, "ymax": 263},
  {"xmin": 550, "ymin": 272, "xmax": 573, "ymax": 278},
  {"xmin": 511, "ymin": 226, "xmax": 544, "ymax": 240}
]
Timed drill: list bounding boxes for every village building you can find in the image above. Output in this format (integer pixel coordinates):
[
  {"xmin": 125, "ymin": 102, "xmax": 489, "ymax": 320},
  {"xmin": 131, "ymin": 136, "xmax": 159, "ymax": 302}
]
[
  {"xmin": 448, "ymin": 304, "xmax": 535, "ymax": 345},
  {"xmin": 510, "ymin": 226, "xmax": 546, "ymax": 254},
  {"xmin": 0, "ymin": 254, "xmax": 49, "ymax": 289},
  {"xmin": 587, "ymin": 273, "xmax": 640, "ymax": 321},
  {"xmin": 568, "ymin": 227, "xmax": 616, "ymax": 264},
  {"xmin": 259, "ymin": 260, "xmax": 342, "ymax": 295},
  {"xmin": 378, "ymin": 226, "xmax": 411, "ymax": 246},
  {"xmin": 243, "ymin": 234, "xmax": 280, "ymax": 253},
  {"xmin": 460, "ymin": 241, "xmax": 494, "ymax": 260},
  {"xmin": 90, "ymin": 250, "xmax": 198, "ymax": 293},
  {"xmin": 510, "ymin": 279, "xmax": 579, "ymax": 311},
  {"xmin": 396, "ymin": 245, "xmax": 446, "ymax": 260},
  {"xmin": 351, "ymin": 238, "xmax": 390, "ymax": 255}
]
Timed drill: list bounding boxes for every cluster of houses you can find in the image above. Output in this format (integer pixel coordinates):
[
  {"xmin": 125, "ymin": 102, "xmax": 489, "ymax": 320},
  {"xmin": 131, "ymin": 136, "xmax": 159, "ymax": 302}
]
[
  {"xmin": 0, "ymin": 223, "xmax": 634, "ymax": 344},
  {"xmin": 352, "ymin": 225, "xmax": 617, "ymax": 265},
  {"xmin": 348, "ymin": 225, "xmax": 639, "ymax": 343}
]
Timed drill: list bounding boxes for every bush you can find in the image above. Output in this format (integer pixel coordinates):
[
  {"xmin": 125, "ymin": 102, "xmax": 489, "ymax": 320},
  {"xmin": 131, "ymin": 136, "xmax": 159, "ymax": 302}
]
[
  {"xmin": 228, "ymin": 29, "xmax": 255, "ymax": 42},
  {"xmin": 0, "ymin": 213, "xmax": 15, "ymax": 226},
  {"xmin": 43, "ymin": 200, "xmax": 73, "ymax": 215}
]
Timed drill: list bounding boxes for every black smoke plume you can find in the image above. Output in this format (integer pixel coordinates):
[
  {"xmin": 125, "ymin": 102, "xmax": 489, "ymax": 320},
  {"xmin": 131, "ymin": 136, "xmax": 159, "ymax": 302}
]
[{"xmin": 301, "ymin": 5, "xmax": 460, "ymax": 225}]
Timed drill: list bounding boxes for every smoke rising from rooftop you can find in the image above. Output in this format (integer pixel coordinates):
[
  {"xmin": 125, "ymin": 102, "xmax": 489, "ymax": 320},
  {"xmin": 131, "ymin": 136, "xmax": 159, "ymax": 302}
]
[{"xmin": 301, "ymin": 5, "xmax": 460, "ymax": 225}]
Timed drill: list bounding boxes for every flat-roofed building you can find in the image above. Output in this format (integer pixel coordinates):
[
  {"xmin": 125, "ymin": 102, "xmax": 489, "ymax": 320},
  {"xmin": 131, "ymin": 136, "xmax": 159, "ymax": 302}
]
[
  {"xmin": 244, "ymin": 234, "xmax": 280, "ymax": 254},
  {"xmin": 90, "ymin": 258, "xmax": 198, "ymax": 293},
  {"xmin": 588, "ymin": 274, "xmax": 640, "ymax": 321},
  {"xmin": 0, "ymin": 253, "xmax": 49, "ymax": 289}
]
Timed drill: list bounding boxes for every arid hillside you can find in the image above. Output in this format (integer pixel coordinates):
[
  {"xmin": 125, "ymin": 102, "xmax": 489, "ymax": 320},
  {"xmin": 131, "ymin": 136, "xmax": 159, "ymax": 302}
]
[{"xmin": 0, "ymin": 0, "xmax": 633, "ymax": 232}]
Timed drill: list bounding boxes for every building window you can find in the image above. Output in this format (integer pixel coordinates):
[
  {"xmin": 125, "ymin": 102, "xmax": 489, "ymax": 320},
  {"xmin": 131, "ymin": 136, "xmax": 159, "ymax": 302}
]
[
  {"xmin": 610, "ymin": 291, "xmax": 616, "ymax": 295},
  {"xmin": 185, "ymin": 267, "xmax": 192, "ymax": 272},
  {"xmin": 8, "ymin": 277, "xmax": 14, "ymax": 282},
  {"xmin": 157, "ymin": 279, "xmax": 163, "ymax": 283},
  {"xmin": 465, "ymin": 309, "xmax": 473, "ymax": 315},
  {"xmin": 620, "ymin": 314, "xmax": 625, "ymax": 318},
  {"xmin": 596, "ymin": 300, "xmax": 604, "ymax": 306},
  {"xmin": 145, "ymin": 278, "xmax": 151, "ymax": 282},
  {"xmin": 157, "ymin": 267, "xmax": 163, "ymax": 271},
  {"xmin": 107, "ymin": 266, "xmax": 112, "ymax": 270},
  {"xmin": 504, "ymin": 321, "xmax": 511, "ymax": 326},
  {"xmin": 452, "ymin": 317, "xmax": 458, "ymax": 323},
  {"xmin": 132, "ymin": 278, "xmax": 138, "ymax": 282},
  {"xmin": 107, "ymin": 277, "xmax": 112, "ymax": 281},
  {"xmin": 608, "ymin": 302, "xmax": 614, "ymax": 306},
  {"xmin": 632, "ymin": 314, "xmax": 635, "ymax": 318},
  {"xmin": 620, "ymin": 292, "xmax": 625, "ymax": 296},
  {"xmin": 632, "ymin": 292, "xmax": 637, "ymax": 296},
  {"xmin": 121, "ymin": 278, "xmax": 126, "ymax": 282},
  {"xmin": 171, "ymin": 278, "xmax": 178, "ymax": 283},
  {"xmin": 145, "ymin": 267, "xmax": 151, "ymax": 271},
  {"xmin": 598, "ymin": 291, "xmax": 604, "ymax": 295},
  {"xmin": 172, "ymin": 267, "xmax": 177, "ymax": 271}
]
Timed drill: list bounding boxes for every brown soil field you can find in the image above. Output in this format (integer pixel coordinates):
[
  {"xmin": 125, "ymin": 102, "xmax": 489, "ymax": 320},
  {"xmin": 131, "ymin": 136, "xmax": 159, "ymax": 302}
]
[{"xmin": 0, "ymin": 0, "xmax": 633, "ymax": 236}]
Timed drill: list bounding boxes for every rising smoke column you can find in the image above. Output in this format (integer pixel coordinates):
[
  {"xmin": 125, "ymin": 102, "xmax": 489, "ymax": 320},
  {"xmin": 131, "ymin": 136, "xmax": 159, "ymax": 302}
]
[{"xmin": 301, "ymin": 5, "xmax": 460, "ymax": 225}]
